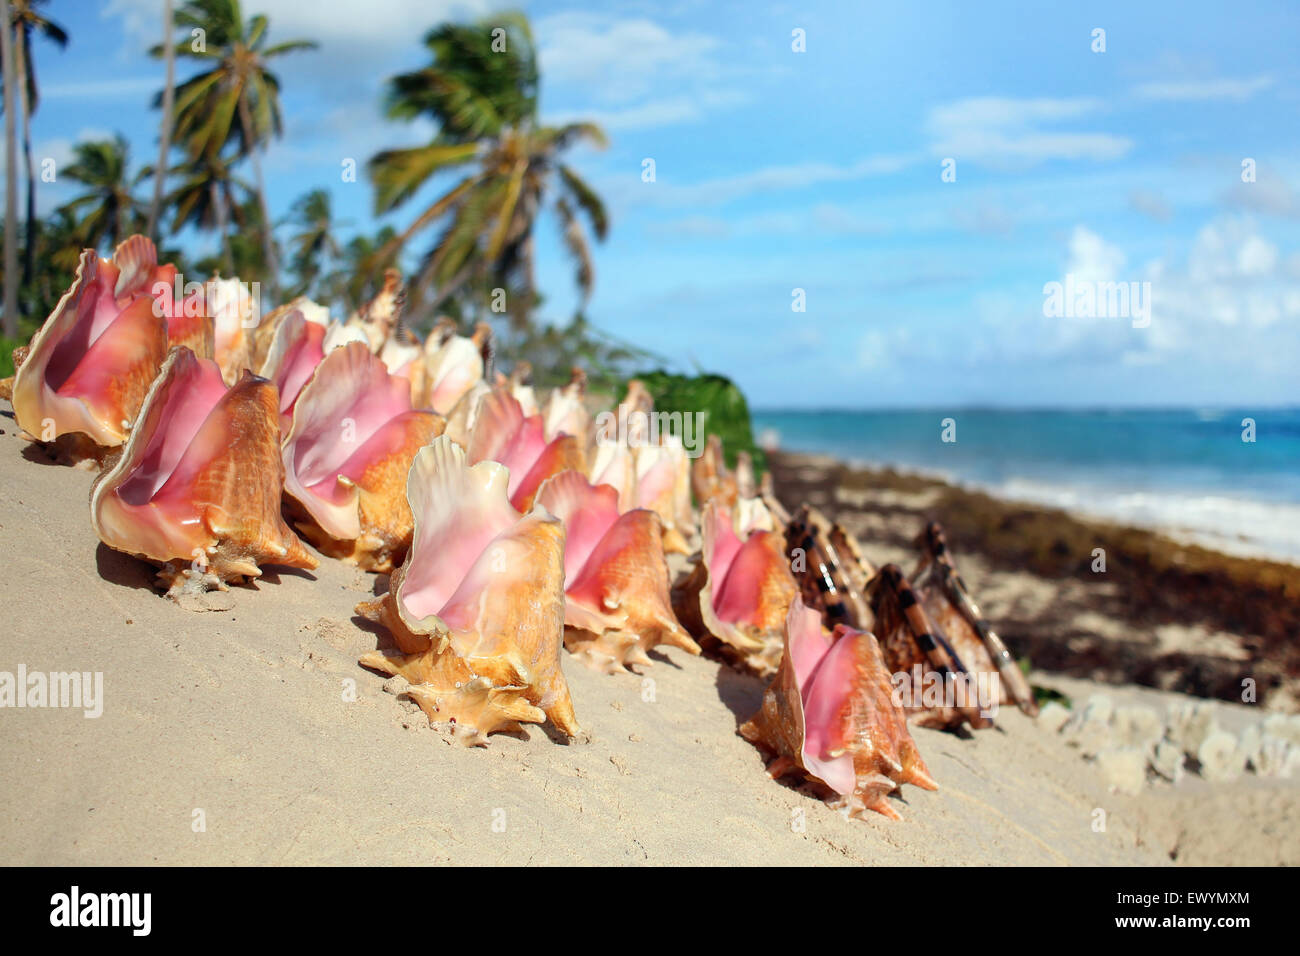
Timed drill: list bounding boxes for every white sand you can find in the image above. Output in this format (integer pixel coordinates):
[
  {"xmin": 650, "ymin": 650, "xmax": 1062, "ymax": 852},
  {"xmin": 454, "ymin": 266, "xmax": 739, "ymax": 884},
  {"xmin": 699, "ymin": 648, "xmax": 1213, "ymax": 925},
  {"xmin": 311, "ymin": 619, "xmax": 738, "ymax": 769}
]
[{"xmin": 0, "ymin": 422, "xmax": 1289, "ymax": 865}]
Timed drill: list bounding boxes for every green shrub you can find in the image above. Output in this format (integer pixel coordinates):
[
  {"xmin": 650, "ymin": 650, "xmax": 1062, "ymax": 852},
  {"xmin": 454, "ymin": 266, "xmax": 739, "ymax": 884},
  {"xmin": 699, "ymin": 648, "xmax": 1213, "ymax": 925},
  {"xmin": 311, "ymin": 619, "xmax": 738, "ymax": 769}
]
[{"xmin": 632, "ymin": 370, "xmax": 765, "ymax": 474}]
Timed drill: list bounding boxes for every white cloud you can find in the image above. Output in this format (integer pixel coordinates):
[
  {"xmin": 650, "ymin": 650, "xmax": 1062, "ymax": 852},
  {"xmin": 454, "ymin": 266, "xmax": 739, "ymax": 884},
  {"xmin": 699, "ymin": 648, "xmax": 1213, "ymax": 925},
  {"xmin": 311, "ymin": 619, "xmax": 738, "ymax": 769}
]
[
  {"xmin": 537, "ymin": 12, "xmax": 720, "ymax": 103},
  {"xmin": 926, "ymin": 96, "xmax": 1132, "ymax": 166},
  {"xmin": 1134, "ymin": 75, "xmax": 1274, "ymax": 102},
  {"xmin": 106, "ymin": 0, "xmax": 494, "ymax": 57},
  {"xmin": 1066, "ymin": 226, "xmax": 1126, "ymax": 282}
]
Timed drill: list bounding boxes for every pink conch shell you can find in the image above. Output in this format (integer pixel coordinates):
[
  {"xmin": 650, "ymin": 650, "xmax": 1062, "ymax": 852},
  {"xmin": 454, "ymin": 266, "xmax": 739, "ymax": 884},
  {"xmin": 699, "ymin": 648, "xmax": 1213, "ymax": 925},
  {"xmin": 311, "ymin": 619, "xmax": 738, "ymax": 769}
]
[
  {"xmin": 9, "ymin": 236, "xmax": 170, "ymax": 457},
  {"xmin": 206, "ymin": 277, "xmax": 261, "ymax": 384},
  {"xmin": 422, "ymin": 320, "xmax": 492, "ymax": 414},
  {"xmin": 257, "ymin": 307, "xmax": 328, "ymax": 434},
  {"xmin": 281, "ymin": 341, "xmax": 445, "ymax": 572},
  {"xmin": 466, "ymin": 385, "xmax": 585, "ymax": 512},
  {"xmin": 740, "ymin": 598, "xmax": 938, "ymax": 820},
  {"xmin": 90, "ymin": 346, "xmax": 318, "ymax": 597},
  {"xmin": 692, "ymin": 433, "xmax": 743, "ymax": 508},
  {"xmin": 357, "ymin": 437, "xmax": 580, "ymax": 745},
  {"xmin": 633, "ymin": 434, "xmax": 696, "ymax": 554},
  {"xmin": 249, "ymin": 296, "xmax": 329, "ymax": 372},
  {"xmin": 587, "ymin": 436, "xmax": 636, "ymax": 511},
  {"xmin": 542, "ymin": 367, "xmax": 590, "ymax": 444},
  {"xmin": 442, "ymin": 380, "xmax": 490, "ymax": 448},
  {"xmin": 149, "ymin": 264, "xmax": 214, "ymax": 359},
  {"xmin": 535, "ymin": 470, "xmax": 700, "ymax": 673},
  {"xmin": 673, "ymin": 497, "xmax": 798, "ymax": 675}
]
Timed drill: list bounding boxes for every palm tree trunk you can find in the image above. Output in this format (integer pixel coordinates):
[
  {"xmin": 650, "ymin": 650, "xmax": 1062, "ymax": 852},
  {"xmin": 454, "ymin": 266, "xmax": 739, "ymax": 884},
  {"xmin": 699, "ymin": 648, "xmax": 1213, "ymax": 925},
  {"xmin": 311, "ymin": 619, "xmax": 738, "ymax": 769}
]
[
  {"xmin": 16, "ymin": 24, "xmax": 35, "ymax": 298},
  {"xmin": 211, "ymin": 180, "xmax": 231, "ymax": 275},
  {"xmin": 237, "ymin": 94, "xmax": 277, "ymax": 294},
  {"xmin": 1, "ymin": 6, "xmax": 20, "ymax": 337},
  {"xmin": 147, "ymin": 0, "xmax": 176, "ymax": 242}
]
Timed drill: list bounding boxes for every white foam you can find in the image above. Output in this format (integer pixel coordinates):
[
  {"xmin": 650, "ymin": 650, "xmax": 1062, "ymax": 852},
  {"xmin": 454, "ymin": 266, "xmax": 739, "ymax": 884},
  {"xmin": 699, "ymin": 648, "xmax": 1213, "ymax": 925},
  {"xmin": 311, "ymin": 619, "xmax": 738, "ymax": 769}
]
[{"xmin": 989, "ymin": 477, "xmax": 1300, "ymax": 564}]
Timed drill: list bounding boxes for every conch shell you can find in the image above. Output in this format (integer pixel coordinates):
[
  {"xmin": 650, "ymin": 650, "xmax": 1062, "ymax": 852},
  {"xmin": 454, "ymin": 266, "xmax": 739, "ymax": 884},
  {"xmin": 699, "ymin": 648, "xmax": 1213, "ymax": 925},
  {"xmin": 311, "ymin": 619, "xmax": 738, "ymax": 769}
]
[
  {"xmin": 466, "ymin": 385, "xmax": 584, "ymax": 511},
  {"xmin": 422, "ymin": 319, "xmax": 493, "ymax": 414},
  {"xmin": 542, "ymin": 368, "xmax": 590, "ymax": 445},
  {"xmin": 867, "ymin": 564, "xmax": 993, "ymax": 730},
  {"xmin": 9, "ymin": 236, "xmax": 171, "ymax": 459},
  {"xmin": 740, "ymin": 598, "xmax": 937, "ymax": 820},
  {"xmin": 912, "ymin": 521, "xmax": 1038, "ymax": 718},
  {"xmin": 357, "ymin": 437, "xmax": 579, "ymax": 745},
  {"xmin": 257, "ymin": 304, "xmax": 330, "ymax": 433},
  {"xmin": 673, "ymin": 497, "xmax": 798, "ymax": 675},
  {"xmin": 90, "ymin": 346, "xmax": 318, "ymax": 596},
  {"xmin": 587, "ymin": 379, "xmax": 696, "ymax": 551},
  {"xmin": 632, "ymin": 434, "xmax": 696, "ymax": 553},
  {"xmin": 691, "ymin": 434, "xmax": 753, "ymax": 508},
  {"xmin": 281, "ymin": 341, "xmax": 445, "ymax": 572},
  {"xmin": 207, "ymin": 276, "xmax": 260, "ymax": 384},
  {"xmin": 535, "ymin": 469, "xmax": 700, "ymax": 673},
  {"xmin": 341, "ymin": 268, "xmax": 403, "ymax": 354}
]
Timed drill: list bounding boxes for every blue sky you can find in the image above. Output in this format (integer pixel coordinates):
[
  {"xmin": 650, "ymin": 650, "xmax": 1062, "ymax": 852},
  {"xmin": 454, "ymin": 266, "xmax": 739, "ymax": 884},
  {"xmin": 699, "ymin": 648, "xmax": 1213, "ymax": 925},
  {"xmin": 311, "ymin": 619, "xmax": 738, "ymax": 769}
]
[{"xmin": 22, "ymin": 0, "xmax": 1300, "ymax": 408}]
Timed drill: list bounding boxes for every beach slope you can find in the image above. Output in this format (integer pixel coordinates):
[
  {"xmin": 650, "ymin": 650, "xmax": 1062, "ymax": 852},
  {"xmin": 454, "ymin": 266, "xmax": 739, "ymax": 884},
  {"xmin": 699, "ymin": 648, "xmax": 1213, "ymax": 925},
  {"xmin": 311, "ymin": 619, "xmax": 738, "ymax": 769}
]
[{"xmin": 0, "ymin": 423, "xmax": 1270, "ymax": 866}]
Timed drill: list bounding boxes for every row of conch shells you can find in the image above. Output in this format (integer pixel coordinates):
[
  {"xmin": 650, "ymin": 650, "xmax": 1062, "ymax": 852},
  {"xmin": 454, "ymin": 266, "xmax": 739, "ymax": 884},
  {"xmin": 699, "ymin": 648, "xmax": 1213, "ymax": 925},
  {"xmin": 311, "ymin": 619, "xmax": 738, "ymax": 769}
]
[
  {"xmin": 587, "ymin": 380, "xmax": 697, "ymax": 554},
  {"xmin": 535, "ymin": 469, "xmax": 700, "ymax": 673},
  {"xmin": 5, "ymin": 236, "xmax": 1049, "ymax": 814},
  {"xmin": 740, "ymin": 598, "xmax": 937, "ymax": 819},
  {"xmin": 454, "ymin": 383, "xmax": 585, "ymax": 511},
  {"xmin": 357, "ymin": 437, "xmax": 580, "ymax": 745},
  {"xmin": 90, "ymin": 346, "xmax": 318, "ymax": 596}
]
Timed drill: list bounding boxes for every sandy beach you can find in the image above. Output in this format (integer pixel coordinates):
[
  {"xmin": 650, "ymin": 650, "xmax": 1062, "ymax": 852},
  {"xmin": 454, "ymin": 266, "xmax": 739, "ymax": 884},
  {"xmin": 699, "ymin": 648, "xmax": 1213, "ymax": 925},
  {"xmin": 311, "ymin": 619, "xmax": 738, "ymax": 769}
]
[{"xmin": 2, "ymin": 420, "xmax": 1295, "ymax": 867}]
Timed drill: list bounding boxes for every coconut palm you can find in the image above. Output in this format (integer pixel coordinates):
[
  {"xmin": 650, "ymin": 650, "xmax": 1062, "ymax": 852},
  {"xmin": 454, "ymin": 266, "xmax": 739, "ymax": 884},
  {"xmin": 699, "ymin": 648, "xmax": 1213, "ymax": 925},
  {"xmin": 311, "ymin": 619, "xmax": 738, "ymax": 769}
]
[
  {"xmin": 283, "ymin": 188, "xmax": 341, "ymax": 298},
  {"xmin": 164, "ymin": 151, "xmax": 251, "ymax": 274},
  {"xmin": 369, "ymin": 11, "xmax": 608, "ymax": 329},
  {"xmin": 147, "ymin": 0, "xmax": 175, "ymax": 241},
  {"xmin": 153, "ymin": 0, "xmax": 316, "ymax": 286},
  {"xmin": 5, "ymin": 1, "xmax": 67, "ymax": 294},
  {"xmin": 320, "ymin": 226, "xmax": 398, "ymax": 315},
  {"xmin": 57, "ymin": 136, "xmax": 147, "ymax": 253}
]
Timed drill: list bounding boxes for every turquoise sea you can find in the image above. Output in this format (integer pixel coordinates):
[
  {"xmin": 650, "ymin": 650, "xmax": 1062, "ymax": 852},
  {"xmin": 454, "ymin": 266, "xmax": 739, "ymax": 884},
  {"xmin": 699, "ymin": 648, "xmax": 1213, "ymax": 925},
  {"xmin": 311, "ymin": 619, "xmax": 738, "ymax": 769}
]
[{"xmin": 751, "ymin": 408, "xmax": 1300, "ymax": 563}]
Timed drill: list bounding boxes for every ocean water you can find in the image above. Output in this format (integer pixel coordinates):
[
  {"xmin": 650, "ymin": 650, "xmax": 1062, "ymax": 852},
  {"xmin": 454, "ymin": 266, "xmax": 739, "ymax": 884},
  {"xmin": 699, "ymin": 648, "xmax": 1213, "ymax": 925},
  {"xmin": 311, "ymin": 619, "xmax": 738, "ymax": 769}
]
[{"xmin": 751, "ymin": 408, "xmax": 1300, "ymax": 564}]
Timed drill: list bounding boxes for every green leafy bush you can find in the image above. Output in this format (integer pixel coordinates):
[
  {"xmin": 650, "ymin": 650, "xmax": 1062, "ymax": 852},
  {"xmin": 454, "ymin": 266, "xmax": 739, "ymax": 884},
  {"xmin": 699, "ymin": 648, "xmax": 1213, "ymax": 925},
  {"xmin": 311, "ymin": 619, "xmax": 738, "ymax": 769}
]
[{"xmin": 632, "ymin": 370, "xmax": 765, "ymax": 474}]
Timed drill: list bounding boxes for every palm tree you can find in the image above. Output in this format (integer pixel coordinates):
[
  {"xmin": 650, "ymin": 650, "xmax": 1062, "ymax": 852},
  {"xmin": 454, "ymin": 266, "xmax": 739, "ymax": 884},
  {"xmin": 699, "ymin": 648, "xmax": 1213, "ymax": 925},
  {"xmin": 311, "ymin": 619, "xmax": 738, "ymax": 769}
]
[
  {"xmin": 154, "ymin": 0, "xmax": 316, "ymax": 287},
  {"xmin": 57, "ymin": 136, "xmax": 147, "ymax": 253},
  {"xmin": 6, "ymin": 1, "xmax": 67, "ymax": 295},
  {"xmin": 283, "ymin": 188, "xmax": 341, "ymax": 297},
  {"xmin": 321, "ymin": 226, "xmax": 398, "ymax": 315},
  {"xmin": 147, "ymin": 0, "xmax": 175, "ymax": 241},
  {"xmin": 164, "ymin": 151, "xmax": 251, "ymax": 273},
  {"xmin": 369, "ymin": 11, "xmax": 608, "ymax": 329},
  {"xmin": 1, "ymin": 2, "xmax": 18, "ymax": 336}
]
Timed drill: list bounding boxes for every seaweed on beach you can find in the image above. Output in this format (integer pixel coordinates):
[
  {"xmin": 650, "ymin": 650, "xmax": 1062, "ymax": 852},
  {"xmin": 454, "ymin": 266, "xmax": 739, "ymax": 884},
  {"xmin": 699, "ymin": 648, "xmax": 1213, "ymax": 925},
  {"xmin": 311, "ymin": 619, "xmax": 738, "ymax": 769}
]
[{"xmin": 767, "ymin": 451, "xmax": 1300, "ymax": 707}]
